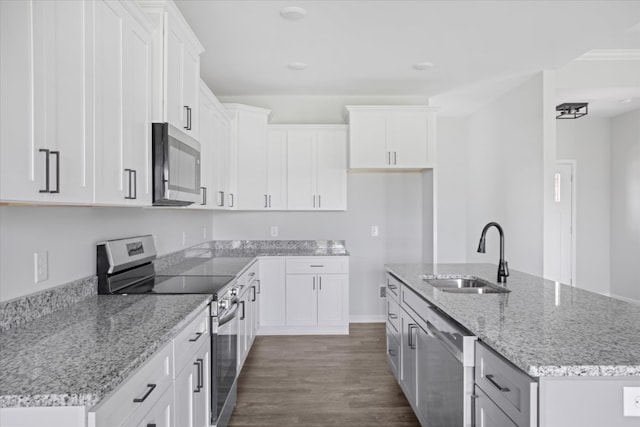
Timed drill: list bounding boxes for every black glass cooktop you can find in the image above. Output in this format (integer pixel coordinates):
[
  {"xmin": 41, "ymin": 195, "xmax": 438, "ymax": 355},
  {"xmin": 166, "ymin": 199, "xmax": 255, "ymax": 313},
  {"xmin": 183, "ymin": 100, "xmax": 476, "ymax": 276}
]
[{"xmin": 117, "ymin": 274, "xmax": 235, "ymax": 297}]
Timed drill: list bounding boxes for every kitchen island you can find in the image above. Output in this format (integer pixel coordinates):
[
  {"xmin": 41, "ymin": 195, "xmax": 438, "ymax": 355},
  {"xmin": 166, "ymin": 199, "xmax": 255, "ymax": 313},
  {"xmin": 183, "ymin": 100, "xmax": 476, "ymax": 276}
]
[{"xmin": 386, "ymin": 263, "xmax": 640, "ymax": 426}]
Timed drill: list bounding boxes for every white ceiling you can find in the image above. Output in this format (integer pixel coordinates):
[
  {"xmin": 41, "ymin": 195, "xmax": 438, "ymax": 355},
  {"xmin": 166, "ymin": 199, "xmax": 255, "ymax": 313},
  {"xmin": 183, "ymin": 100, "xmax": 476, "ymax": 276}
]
[{"xmin": 176, "ymin": 0, "xmax": 640, "ymax": 115}]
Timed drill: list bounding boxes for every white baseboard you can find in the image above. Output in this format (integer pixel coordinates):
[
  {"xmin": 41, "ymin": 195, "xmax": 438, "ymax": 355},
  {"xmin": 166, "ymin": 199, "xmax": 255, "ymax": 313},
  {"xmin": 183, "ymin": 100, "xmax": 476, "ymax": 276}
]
[
  {"xmin": 607, "ymin": 292, "xmax": 639, "ymax": 305},
  {"xmin": 349, "ymin": 314, "xmax": 385, "ymax": 323}
]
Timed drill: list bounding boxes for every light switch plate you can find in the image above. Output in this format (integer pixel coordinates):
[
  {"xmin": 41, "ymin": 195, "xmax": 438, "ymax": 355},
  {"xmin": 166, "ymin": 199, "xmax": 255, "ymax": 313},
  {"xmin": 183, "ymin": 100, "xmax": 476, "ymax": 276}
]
[
  {"xmin": 371, "ymin": 226, "xmax": 379, "ymax": 237},
  {"xmin": 34, "ymin": 251, "xmax": 48, "ymax": 283},
  {"xmin": 623, "ymin": 387, "xmax": 640, "ymax": 417}
]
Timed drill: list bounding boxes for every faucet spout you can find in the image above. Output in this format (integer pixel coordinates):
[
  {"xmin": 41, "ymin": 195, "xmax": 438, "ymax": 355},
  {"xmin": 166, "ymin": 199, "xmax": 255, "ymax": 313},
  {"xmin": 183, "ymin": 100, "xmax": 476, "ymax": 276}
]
[{"xmin": 477, "ymin": 222, "xmax": 509, "ymax": 283}]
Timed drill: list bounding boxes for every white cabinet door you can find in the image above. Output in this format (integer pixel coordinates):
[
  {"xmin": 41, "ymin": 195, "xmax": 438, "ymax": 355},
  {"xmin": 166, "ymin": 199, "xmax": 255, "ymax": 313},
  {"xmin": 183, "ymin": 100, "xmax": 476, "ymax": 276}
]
[
  {"xmin": 174, "ymin": 360, "xmax": 196, "ymax": 427},
  {"xmin": 285, "ymin": 275, "xmax": 318, "ymax": 327},
  {"xmin": 1, "ymin": 0, "xmax": 92, "ymax": 204},
  {"xmin": 216, "ymin": 114, "xmax": 231, "ymax": 208},
  {"xmin": 286, "ymin": 130, "xmax": 315, "ymax": 210},
  {"xmin": 0, "ymin": 0, "xmax": 39, "ymax": 201},
  {"xmin": 182, "ymin": 44, "xmax": 200, "ymax": 139},
  {"xmin": 195, "ymin": 83, "xmax": 216, "ymax": 209},
  {"xmin": 400, "ymin": 308, "xmax": 417, "ymax": 405},
  {"xmin": 226, "ymin": 118, "xmax": 238, "ymax": 210},
  {"xmin": 135, "ymin": 386, "xmax": 173, "ymax": 427},
  {"xmin": 317, "ymin": 274, "xmax": 348, "ymax": 326},
  {"xmin": 237, "ymin": 289, "xmax": 249, "ymax": 368},
  {"xmin": 193, "ymin": 341, "xmax": 210, "ymax": 427},
  {"xmin": 315, "ymin": 129, "xmax": 347, "ymax": 210},
  {"xmin": 235, "ymin": 109, "xmax": 269, "ymax": 210},
  {"xmin": 123, "ymin": 11, "xmax": 152, "ymax": 206},
  {"xmin": 166, "ymin": 21, "xmax": 184, "ymax": 130},
  {"xmin": 387, "ymin": 111, "xmax": 430, "ymax": 168},
  {"xmin": 258, "ymin": 258, "xmax": 286, "ymax": 328},
  {"xmin": 267, "ymin": 131, "xmax": 288, "ymax": 210},
  {"xmin": 94, "ymin": 0, "xmax": 152, "ymax": 206},
  {"xmin": 348, "ymin": 111, "xmax": 387, "ymax": 169}
]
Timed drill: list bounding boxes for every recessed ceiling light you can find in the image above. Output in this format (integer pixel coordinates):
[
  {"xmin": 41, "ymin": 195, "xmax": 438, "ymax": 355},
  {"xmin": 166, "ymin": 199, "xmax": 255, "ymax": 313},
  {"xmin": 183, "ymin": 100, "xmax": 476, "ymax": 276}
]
[
  {"xmin": 620, "ymin": 98, "xmax": 633, "ymax": 104},
  {"xmin": 413, "ymin": 62, "xmax": 434, "ymax": 70},
  {"xmin": 280, "ymin": 6, "xmax": 307, "ymax": 20},
  {"xmin": 287, "ymin": 62, "xmax": 308, "ymax": 70}
]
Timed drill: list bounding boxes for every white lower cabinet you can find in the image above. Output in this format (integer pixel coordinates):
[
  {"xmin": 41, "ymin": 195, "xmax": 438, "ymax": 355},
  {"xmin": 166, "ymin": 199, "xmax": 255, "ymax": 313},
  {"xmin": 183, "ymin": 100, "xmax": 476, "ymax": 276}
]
[
  {"xmin": 133, "ymin": 386, "xmax": 173, "ymax": 427},
  {"xmin": 258, "ymin": 258, "xmax": 287, "ymax": 329}
]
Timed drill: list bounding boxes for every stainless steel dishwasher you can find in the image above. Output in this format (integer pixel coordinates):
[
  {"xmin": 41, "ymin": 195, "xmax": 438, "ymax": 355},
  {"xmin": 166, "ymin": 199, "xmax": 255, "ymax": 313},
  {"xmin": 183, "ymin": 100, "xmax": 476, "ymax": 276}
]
[{"xmin": 418, "ymin": 305, "xmax": 476, "ymax": 427}]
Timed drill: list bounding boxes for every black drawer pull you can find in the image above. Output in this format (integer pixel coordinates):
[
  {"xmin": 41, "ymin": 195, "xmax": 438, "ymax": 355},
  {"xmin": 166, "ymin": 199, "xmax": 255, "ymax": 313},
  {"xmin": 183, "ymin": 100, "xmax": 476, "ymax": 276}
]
[
  {"xmin": 388, "ymin": 349, "xmax": 396, "ymax": 356},
  {"xmin": 388, "ymin": 284, "xmax": 398, "ymax": 290},
  {"xmin": 133, "ymin": 383, "xmax": 156, "ymax": 403},
  {"xmin": 147, "ymin": 424, "xmax": 156, "ymax": 427},
  {"xmin": 189, "ymin": 332, "xmax": 203, "ymax": 342},
  {"xmin": 310, "ymin": 265, "xmax": 324, "ymax": 268},
  {"xmin": 485, "ymin": 374, "xmax": 511, "ymax": 392},
  {"xmin": 388, "ymin": 313, "xmax": 398, "ymax": 319}
]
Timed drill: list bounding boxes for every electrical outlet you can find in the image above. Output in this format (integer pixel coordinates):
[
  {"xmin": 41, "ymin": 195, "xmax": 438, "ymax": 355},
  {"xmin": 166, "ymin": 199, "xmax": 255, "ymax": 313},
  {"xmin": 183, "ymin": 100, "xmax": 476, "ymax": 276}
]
[
  {"xmin": 34, "ymin": 251, "xmax": 48, "ymax": 283},
  {"xmin": 271, "ymin": 226, "xmax": 278, "ymax": 237},
  {"xmin": 371, "ymin": 226, "xmax": 379, "ymax": 237},
  {"xmin": 182, "ymin": 231, "xmax": 187, "ymax": 247},
  {"xmin": 379, "ymin": 285, "xmax": 386, "ymax": 299},
  {"xmin": 623, "ymin": 387, "xmax": 640, "ymax": 417}
]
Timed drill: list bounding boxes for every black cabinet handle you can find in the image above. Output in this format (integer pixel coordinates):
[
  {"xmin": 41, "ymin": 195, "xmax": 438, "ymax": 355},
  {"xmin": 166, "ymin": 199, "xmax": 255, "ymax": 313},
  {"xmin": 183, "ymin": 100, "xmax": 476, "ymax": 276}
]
[
  {"xmin": 485, "ymin": 374, "xmax": 511, "ymax": 393},
  {"xmin": 189, "ymin": 332, "xmax": 203, "ymax": 342},
  {"xmin": 264, "ymin": 194, "xmax": 268, "ymax": 208},
  {"xmin": 388, "ymin": 313, "xmax": 398, "ymax": 320},
  {"xmin": 131, "ymin": 169, "xmax": 137, "ymax": 199},
  {"xmin": 147, "ymin": 424, "xmax": 156, "ymax": 427},
  {"xmin": 133, "ymin": 383, "xmax": 156, "ymax": 403},
  {"xmin": 50, "ymin": 151, "xmax": 60, "ymax": 193},
  {"xmin": 201, "ymin": 186, "xmax": 207, "ymax": 205},
  {"xmin": 229, "ymin": 193, "xmax": 234, "ymax": 207},
  {"xmin": 388, "ymin": 151, "xmax": 391, "ymax": 165},
  {"xmin": 124, "ymin": 169, "xmax": 134, "ymax": 199},
  {"xmin": 218, "ymin": 190, "xmax": 224, "ymax": 207},
  {"xmin": 319, "ymin": 276, "xmax": 322, "ymax": 290},
  {"xmin": 313, "ymin": 194, "xmax": 316, "ymax": 208},
  {"xmin": 388, "ymin": 284, "xmax": 398, "ymax": 290},
  {"xmin": 408, "ymin": 324, "xmax": 418, "ymax": 350},
  {"xmin": 39, "ymin": 149, "xmax": 50, "ymax": 193},
  {"xmin": 251, "ymin": 285, "xmax": 256, "ymax": 302},
  {"xmin": 184, "ymin": 106, "xmax": 192, "ymax": 130},
  {"xmin": 194, "ymin": 359, "xmax": 203, "ymax": 392},
  {"xmin": 240, "ymin": 300, "xmax": 245, "ymax": 320},
  {"xmin": 388, "ymin": 349, "xmax": 396, "ymax": 357}
]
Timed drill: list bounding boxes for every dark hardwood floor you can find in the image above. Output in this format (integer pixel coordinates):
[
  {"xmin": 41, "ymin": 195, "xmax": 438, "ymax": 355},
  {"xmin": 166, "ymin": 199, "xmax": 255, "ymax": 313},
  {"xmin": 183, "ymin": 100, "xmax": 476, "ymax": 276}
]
[{"xmin": 228, "ymin": 323, "xmax": 420, "ymax": 427}]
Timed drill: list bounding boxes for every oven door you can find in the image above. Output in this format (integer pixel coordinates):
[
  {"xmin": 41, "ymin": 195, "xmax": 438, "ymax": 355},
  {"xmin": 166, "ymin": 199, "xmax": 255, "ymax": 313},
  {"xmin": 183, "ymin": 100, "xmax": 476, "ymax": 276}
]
[{"xmin": 212, "ymin": 299, "xmax": 239, "ymax": 425}]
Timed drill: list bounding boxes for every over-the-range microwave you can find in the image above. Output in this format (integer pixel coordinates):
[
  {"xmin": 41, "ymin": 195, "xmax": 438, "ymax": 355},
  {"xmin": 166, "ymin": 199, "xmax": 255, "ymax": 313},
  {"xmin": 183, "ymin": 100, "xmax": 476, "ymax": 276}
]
[{"xmin": 152, "ymin": 123, "xmax": 201, "ymax": 206}]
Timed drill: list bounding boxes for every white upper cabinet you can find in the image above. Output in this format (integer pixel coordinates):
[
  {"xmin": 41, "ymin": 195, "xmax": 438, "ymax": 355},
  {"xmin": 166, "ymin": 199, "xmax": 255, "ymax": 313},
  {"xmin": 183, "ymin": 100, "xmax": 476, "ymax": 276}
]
[
  {"xmin": 197, "ymin": 80, "xmax": 231, "ymax": 210},
  {"xmin": 1, "ymin": 0, "xmax": 93, "ymax": 204},
  {"xmin": 345, "ymin": 106, "xmax": 436, "ymax": 170},
  {"xmin": 94, "ymin": 0, "xmax": 153, "ymax": 206},
  {"xmin": 138, "ymin": 0, "xmax": 204, "ymax": 140},
  {"xmin": 225, "ymin": 104, "xmax": 284, "ymax": 210},
  {"xmin": 275, "ymin": 125, "xmax": 347, "ymax": 211}
]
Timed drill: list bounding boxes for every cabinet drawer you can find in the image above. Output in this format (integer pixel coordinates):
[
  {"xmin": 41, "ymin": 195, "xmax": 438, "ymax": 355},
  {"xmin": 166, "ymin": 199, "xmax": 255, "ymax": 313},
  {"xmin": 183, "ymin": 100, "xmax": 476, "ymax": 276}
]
[
  {"xmin": 286, "ymin": 257, "xmax": 348, "ymax": 274},
  {"xmin": 401, "ymin": 284, "xmax": 429, "ymax": 321},
  {"xmin": 386, "ymin": 274, "xmax": 401, "ymax": 302},
  {"xmin": 386, "ymin": 296, "xmax": 400, "ymax": 333},
  {"xmin": 174, "ymin": 306, "xmax": 210, "ymax": 376},
  {"xmin": 474, "ymin": 385, "xmax": 518, "ymax": 427},
  {"xmin": 476, "ymin": 342, "xmax": 536, "ymax": 427},
  {"xmin": 386, "ymin": 327, "xmax": 401, "ymax": 379},
  {"xmin": 89, "ymin": 342, "xmax": 173, "ymax": 427}
]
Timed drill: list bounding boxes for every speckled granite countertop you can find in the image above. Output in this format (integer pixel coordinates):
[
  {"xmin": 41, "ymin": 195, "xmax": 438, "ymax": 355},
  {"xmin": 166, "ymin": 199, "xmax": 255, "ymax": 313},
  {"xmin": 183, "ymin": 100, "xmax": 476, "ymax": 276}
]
[
  {"xmin": 0, "ymin": 294, "xmax": 210, "ymax": 408},
  {"xmin": 385, "ymin": 263, "xmax": 640, "ymax": 378}
]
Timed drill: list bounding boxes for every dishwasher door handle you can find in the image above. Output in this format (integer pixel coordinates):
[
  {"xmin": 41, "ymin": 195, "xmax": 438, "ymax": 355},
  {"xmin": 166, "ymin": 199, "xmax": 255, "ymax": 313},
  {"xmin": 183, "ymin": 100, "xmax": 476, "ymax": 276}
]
[{"xmin": 425, "ymin": 320, "xmax": 463, "ymax": 363}]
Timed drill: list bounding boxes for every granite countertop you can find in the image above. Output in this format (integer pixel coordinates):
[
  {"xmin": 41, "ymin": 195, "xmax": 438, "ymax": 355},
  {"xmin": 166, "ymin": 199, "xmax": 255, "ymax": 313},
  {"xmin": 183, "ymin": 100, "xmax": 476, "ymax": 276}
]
[
  {"xmin": 0, "ymin": 294, "xmax": 211, "ymax": 408},
  {"xmin": 385, "ymin": 263, "xmax": 640, "ymax": 378}
]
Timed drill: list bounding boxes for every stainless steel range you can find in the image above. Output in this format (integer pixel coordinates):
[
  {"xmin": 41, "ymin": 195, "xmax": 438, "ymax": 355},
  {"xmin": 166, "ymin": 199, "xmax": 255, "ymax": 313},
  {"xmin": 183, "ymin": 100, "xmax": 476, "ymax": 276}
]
[{"xmin": 97, "ymin": 235, "xmax": 239, "ymax": 427}]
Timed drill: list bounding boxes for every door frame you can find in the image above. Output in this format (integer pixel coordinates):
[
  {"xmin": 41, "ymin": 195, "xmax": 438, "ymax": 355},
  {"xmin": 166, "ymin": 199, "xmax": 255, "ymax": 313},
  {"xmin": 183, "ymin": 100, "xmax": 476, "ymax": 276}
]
[{"xmin": 556, "ymin": 160, "xmax": 577, "ymax": 287}]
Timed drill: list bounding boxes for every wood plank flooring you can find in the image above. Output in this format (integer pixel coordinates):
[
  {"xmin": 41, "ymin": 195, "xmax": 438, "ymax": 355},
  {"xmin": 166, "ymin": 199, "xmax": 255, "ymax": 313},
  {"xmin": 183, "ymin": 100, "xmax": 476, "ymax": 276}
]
[{"xmin": 228, "ymin": 323, "xmax": 420, "ymax": 427}]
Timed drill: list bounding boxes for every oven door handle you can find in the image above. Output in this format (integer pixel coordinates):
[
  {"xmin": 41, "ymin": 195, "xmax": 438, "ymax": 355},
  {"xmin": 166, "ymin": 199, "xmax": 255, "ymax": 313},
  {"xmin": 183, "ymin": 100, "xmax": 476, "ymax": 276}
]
[{"xmin": 218, "ymin": 301, "xmax": 239, "ymax": 327}]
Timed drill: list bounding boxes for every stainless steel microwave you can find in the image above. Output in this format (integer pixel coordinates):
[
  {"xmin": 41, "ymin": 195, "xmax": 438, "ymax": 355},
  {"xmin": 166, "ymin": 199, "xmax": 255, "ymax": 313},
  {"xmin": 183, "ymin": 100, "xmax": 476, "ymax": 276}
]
[{"xmin": 152, "ymin": 123, "xmax": 201, "ymax": 206}]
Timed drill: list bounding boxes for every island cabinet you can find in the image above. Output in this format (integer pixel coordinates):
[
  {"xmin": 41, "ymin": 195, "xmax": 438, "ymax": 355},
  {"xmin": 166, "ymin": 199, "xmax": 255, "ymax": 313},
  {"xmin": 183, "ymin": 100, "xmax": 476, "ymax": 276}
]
[
  {"xmin": 0, "ymin": 0, "xmax": 92, "ymax": 205},
  {"xmin": 224, "ymin": 104, "xmax": 280, "ymax": 210},
  {"xmin": 269, "ymin": 125, "xmax": 348, "ymax": 211},
  {"xmin": 138, "ymin": 0, "xmax": 204, "ymax": 140},
  {"xmin": 196, "ymin": 81, "xmax": 232, "ymax": 210},
  {"xmin": 345, "ymin": 106, "xmax": 436, "ymax": 170}
]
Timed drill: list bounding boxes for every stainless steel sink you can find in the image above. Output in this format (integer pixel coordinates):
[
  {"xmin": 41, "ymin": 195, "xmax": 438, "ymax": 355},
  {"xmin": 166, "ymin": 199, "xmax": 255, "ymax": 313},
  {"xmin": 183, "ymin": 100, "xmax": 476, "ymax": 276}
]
[{"xmin": 424, "ymin": 277, "xmax": 511, "ymax": 294}]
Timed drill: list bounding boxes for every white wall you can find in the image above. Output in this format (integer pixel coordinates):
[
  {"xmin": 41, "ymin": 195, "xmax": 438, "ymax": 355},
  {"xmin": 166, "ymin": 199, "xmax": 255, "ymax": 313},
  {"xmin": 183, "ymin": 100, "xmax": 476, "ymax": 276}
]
[
  {"xmin": 464, "ymin": 74, "xmax": 545, "ymax": 276},
  {"xmin": 434, "ymin": 117, "xmax": 468, "ymax": 263},
  {"xmin": 556, "ymin": 117, "xmax": 611, "ymax": 295},
  {"xmin": 0, "ymin": 207, "xmax": 214, "ymax": 302},
  {"xmin": 610, "ymin": 109, "xmax": 640, "ymax": 302},
  {"xmin": 212, "ymin": 173, "xmax": 425, "ymax": 320}
]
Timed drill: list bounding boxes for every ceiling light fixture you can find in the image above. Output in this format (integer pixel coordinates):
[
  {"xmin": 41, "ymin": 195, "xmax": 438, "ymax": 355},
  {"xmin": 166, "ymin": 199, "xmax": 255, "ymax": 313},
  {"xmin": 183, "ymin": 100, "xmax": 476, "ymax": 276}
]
[
  {"xmin": 620, "ymin": 98, "xmax": 633, "ymax": 104},
  {"xmin": 556, "ymin": 102, "xmax": 588, "ymax": 119},
  {"xmin": 287, "ymin": 62, "xmax": 308, "ymax": 70},
  {"xmin": 280, "ymin": 6, "xmax": 307, "ymax": 20},
  {"xmin": 413, "ymin": 62, "xmax": 434, "ymax": 70}
]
